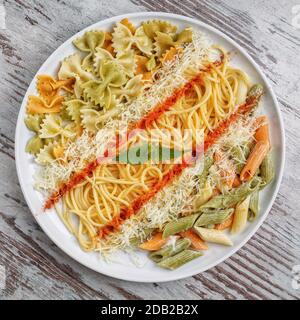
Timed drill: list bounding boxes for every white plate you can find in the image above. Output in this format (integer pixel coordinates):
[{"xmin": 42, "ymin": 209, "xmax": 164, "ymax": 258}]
[{"xmin": 15, "ymin": 12, "xmax": 285, "ymax": 282}]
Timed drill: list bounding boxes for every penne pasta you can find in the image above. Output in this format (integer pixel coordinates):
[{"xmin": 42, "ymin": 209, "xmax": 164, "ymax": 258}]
[
  {"xmin": 149, "ymin": 238, "xmax": 191, "ymax": 263},
  {"xmin": 193, "ymin": 182, "xmax": 213, "ymax": 209},
  {"xmin": 157, "ymin": 249, "xmax": 202, "ymax": 270},
  {"xmin": 195, "ymin": 208, "xmax": 234, "ymax": 227},
  {"xmin": 162, "ymin": 214, "xmax": 200, "ymax": 238},
  {"xmin": 180, "ymin": 230, "xmax": 208, "ymax": 250},
  {"xmin": 200, "ymin": 176, "xmax": 261, "ymax": 210},
  {"xmin": 193, "ymin": 226, "xmax": 233, "ymax": 246},
  {"xmin": 248, "ymin": 191, "xmax": 259, "ymax": 221},
  {"xmin": 254, "ymin": 116, "xmax": 270, "ymax": 146},
  {"xmin": 260, "ymin": 152, "xmax": 275, "ymax": 187},
  {"xmin": 139, "ymin": 232, "xmax": 168, "ymax": 251},
  {"xmin": 231, "ymin": 195, "xmax": 251, "ymax": 234},
  {"xmin": 215, "ymin": 212, "xmax": 234, "ymax": 230},
  {"xmin": 240, "ymin": 141, "xmax": 270, "ymax": 181}
]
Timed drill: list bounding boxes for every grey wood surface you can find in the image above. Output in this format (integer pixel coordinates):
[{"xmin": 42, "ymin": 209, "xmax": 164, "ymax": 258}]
[{"xmin": 0, "ymin": 0, "xmax": 299, "ymax": 300}]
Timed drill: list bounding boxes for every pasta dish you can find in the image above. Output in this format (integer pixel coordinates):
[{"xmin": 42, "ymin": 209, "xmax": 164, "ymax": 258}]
[{"xmin": 23, "ymin": 18, "xmax": 274, "ymax": 270}]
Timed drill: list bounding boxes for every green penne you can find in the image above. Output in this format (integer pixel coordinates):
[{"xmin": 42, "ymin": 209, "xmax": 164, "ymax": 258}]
[
  {"xmin": 260, "ymin": 152, "xmax": 275, "ymax": 188},
  {"xmin": 157, "ymin": 249, "xmax": 202, "ymax": 270},
  {"xmin": 200, "ymin": 176, "xmax": 261, "ymax": 210},
  {"xmin": 162, "ymin": 214, "xmax": 200, "ymax": 238},
  {"xmin": 130, "ymin": 228, "xmax": 155, "ymax": 246},
  {"xmin": 230, "ymin": 145, "xmax": 250, "ymax": 174},
  {"xmin": 149, "ymin": 238, "xmax": 191, "ymax": 263},
  {"xmin": 248, "ymin": 190, "xmax": 260, "ymax": 221},
  {"xmin": 247, "ymin": 84, "xmax": 264, "ymax": 104},
  {"xmin": 198, "ymin": 153, "xmax": 214, "ymax": 188},
  {"xmin": 195, "ymin": 208, "xmax": 234, "ymax": 227}
]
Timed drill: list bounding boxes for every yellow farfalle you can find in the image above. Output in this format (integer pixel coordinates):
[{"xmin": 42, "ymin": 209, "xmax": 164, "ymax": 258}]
[
  {"xmin": 58, "ymin": 53, "xmax": 95, "ymax": 83},
  {"xmin": 58, "ymin": 53, "xmax": 95, "ymax": 99},
  {"xmin": 27, "ymin": 95, "xmax": 64, "ymax": 114},
  {"xmin": 35, "ymin": 142, "xmax": 56, "ymax": 165},
  {"xmin": 39, "ymin": 114, "xmax": 76, "ymax": 140},
  {"xmin": 112, "ymin": 23, "xmax": 153, "ymax": 56}
]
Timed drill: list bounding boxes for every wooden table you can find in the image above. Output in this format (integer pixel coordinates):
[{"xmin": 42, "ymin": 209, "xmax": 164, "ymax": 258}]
[{"xmin": 0, "ymin": 0, "xmax": 299, "ymax": 300}]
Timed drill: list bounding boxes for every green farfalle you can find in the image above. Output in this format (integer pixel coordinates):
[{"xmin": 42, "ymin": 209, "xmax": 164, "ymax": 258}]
[
  {"xmin": 142, "ymin": 19, "xmax": 177, "ymax": 39},
  {"xmin": 73, "ymin": 30, "xmax": 105, "ymax": 52},
  {"xmin": 24, "ymin": 114, "xmax": 44, "ymax": 133},
  {"xmin": 82, "ymin": 60, "xmax": 126, "ymax": 108},
  {"xmin": 25, "ymin": 135, "xmax": 44, "ymax": 155},
  {"xmin": 112, "ymin": 23, "xmax": 153, "ymax": 56},
  {"xmin": 111, "ymin": 75, "xmax": 143, "ymax": 102},
  {"xmin": 154, "ymin": 27, "xmax": 193, "ymax": 56},
  {"xmin": 81, "ymin": 107, "xmax": 120, "ymax": 132},
  {"xmin": 73, "ymin": 30, "xmax": 106, "ymax": 72},
  {"xmin": 94, "ymin": 47, "xmax": 136, "ymax": 78},
  {"xmin": 64, "ymin": 99, "xmax": 93, "ymax": 125}
]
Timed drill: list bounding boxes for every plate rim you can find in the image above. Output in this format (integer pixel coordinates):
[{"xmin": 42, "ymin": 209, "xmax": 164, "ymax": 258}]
[{"xmin": 15, "ymin": 11, "xmax": 286, "ymax": 283}]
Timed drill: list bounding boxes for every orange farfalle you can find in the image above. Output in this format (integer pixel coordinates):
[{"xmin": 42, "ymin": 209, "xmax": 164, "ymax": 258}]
[
  {"xmin": 26, "ymin": 95, "xmax": 64, "ymax": 114},
  {"xmin": 160, "ymin": 47, "xmax": 183, "ymax": 64},
  {"xmin": 103, "ymin": 32, "xmax": 115, "ymax": 56},
  {"xmin": 135, "ymin": 55, "xmax": 152, "ymax": 80},
  {"xmin": 120, "ymin": 18, "xmax": 136, "ymax": 34},
  {"xmin": 37, "ymin": 75, "xmax": 74, "ymax": 104}
]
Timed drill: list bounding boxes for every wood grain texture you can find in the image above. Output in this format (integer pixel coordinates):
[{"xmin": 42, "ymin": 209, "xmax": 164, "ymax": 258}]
[{"xmin": 0, "ymin": 0, "xmax": 299, "ymax": 300}]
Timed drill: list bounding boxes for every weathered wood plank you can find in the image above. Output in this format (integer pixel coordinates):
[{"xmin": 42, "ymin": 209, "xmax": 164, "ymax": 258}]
[{"xmin": 0, "ymin": 0, "xmax": 299, "ymax": 300}]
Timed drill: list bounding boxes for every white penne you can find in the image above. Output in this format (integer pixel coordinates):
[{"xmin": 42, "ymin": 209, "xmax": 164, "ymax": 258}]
[
  {"xmin": 231, "ymin": 195, "xmax": 251, "ymax": 234},
  {"xmin": 193, "ymin": 226, "xmax": 233, "ymax": 246},
  {"xmin": 193, "ymin": 182, "xmax": 213, "ymax": 209}
]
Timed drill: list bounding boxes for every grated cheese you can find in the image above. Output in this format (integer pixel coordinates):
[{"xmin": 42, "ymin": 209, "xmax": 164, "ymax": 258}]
[{"xmin": 35, "ymin": 31, "xmax": 214, "ymax": 193}]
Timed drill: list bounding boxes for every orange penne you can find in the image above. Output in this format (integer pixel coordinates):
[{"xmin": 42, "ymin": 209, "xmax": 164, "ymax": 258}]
[
  {"xmin": 253, "ymin": 115, "xmax": 270, "ymax": 145},
  {"xmin": 240, "ymin": 141, "xmax": 270, "ymax": 181},
  {"xmin": 232, "ymin": 175, "xmax": 241, "ymax": 188},
  {"xmin": 180, "ymin": 230, "xmax": 208, "ymax": 250},
  {"xmin": 139, "ymin": 232, "xmax": 167, "ymax": 251},
  {"xmin": 212, "ymin": 187, "xmax": 221, "ymax": 197},
  {"xmin": 215, "ymin": 213, "xmax": 234, "ymax": 230},
  {"xmin": 214, "ymin": 150, "xmax": 235, "ymax": 188}
]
